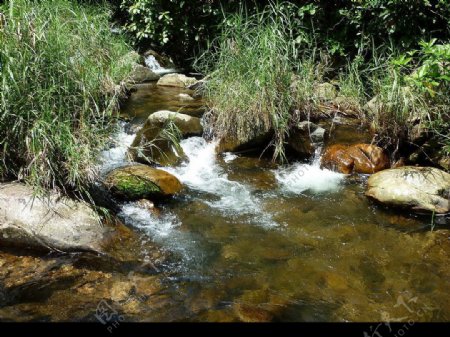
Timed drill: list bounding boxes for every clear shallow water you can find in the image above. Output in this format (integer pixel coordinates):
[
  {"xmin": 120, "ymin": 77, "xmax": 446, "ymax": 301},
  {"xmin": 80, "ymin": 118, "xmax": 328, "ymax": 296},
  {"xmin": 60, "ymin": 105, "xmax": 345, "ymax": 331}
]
[{"xmin": 1, "ymin": 83, "xmax": 449, "ymax": 323}]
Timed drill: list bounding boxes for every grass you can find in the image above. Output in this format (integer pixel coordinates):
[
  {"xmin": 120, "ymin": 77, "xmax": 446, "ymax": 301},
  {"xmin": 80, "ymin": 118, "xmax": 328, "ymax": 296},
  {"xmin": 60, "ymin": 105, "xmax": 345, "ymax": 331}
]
[
  {"xmin": 0, "ymin": 0, "xmax": 136, "ymax": 196},
  {"xmin": 195, "ymin": 4, "xmax": 298, "ymax": 161},
  {"xmin": 196, "ymin": 2, "xmax": 449, "ymax": 164}
]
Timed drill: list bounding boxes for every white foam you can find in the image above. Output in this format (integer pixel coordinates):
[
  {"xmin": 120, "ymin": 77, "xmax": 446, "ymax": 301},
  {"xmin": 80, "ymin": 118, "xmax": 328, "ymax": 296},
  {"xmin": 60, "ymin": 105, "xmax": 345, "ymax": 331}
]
[
  {"xmin": 98, "ymin": 123, "xmax": 134, "ymax": 174},
  {"xmin": 144, "ymin": 55, "xmax": 176, "ymax": 75},
  {"xmin": 118, "ymin": 202, "xmax": 200, "ymax": 264},
  {"xmin": 275, "ymin": 162, "xmax": 345, "ymax": 194},
  {"xmin": 162, "ymin": 137, "xmax": 277, "ymax": 228},
  {"xmin": 223, "ymin": 152, "xmax": 238, "ymax": 163}
]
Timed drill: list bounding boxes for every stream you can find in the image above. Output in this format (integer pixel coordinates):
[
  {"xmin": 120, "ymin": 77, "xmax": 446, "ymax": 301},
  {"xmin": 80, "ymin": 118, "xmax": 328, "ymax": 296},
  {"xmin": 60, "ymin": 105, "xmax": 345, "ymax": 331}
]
[{"xmin": 0, "ymin": 79, "xmax": 449, "ymax": 323}]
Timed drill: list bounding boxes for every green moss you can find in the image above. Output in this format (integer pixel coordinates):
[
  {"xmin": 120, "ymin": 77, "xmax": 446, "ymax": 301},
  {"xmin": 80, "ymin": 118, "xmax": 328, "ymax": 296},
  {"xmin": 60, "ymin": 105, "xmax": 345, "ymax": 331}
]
[{"xmin": 109, "ymin": 172, "xmax": 162, "ymax": 200}]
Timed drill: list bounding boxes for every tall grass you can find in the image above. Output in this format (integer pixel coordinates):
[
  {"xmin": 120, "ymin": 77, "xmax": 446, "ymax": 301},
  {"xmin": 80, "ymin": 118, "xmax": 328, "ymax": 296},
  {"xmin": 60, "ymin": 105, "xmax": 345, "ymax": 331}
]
[
  {"xmin": 196, "ymin": 4, "xmax": 298, "ymax": 161},
  {"xmin": 0, "ymin": 0, "xmax": 135, "ymax": 195}
]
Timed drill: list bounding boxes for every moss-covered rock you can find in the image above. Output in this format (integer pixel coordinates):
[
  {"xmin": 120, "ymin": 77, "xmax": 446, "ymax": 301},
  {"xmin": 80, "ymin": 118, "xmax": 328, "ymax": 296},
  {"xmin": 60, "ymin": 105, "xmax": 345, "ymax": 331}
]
[{"xmin": 104, "ymin": 165, "xmax": 182, "ymax": 200}]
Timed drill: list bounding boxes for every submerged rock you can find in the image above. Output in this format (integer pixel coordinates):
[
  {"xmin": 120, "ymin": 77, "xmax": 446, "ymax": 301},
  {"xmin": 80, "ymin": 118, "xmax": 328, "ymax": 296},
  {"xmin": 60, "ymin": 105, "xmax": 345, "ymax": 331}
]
[
  {"xmin": 104, "ymin": 165, "xmax": 182, "ymax": 200},
  {"xmin": 287, "ymin": 121, "xmax": 326, "ymax": 157},
  {"xmin": 177, "ymin": 93, "xmax": 194, "ymax": 101},
  {"xmin": 157, "ymin": 73, "xmax": 197, "ymax": 88},
  {"xmin": 366, "ymin": 166, "xmax": 450, "ymax": 214},
  {"xmin": 129, "ymin": 110, "xmax": 202, "ymax": 166},
  {"xmin": 0, "ymin": 183, "xmax": 114, "ymax": 253},
  {"xmin": 128, "ymin": 64, "xmax": 160, "ymax": 83},
  {"xmin": 321, "ymin": 143, "xmax": 390, "ymax": 174}
]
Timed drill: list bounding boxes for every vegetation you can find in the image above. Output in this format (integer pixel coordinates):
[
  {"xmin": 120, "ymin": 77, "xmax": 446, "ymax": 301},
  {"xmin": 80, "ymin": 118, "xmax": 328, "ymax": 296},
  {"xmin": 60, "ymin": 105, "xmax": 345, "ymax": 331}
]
[
  {"xmin": 1, "ymin": 0, "xmax": 449, "ymax": 196},
  {"xmin": 195, "ymin": 5, "xmax": 297, "ymax": 161},
  {"xmin": 194, "ymin": 1, "xmax": 450, "ymax": 161},
  {"xmin": 0, "ymin": 0, "xmax": 135, "ymax": 195}
]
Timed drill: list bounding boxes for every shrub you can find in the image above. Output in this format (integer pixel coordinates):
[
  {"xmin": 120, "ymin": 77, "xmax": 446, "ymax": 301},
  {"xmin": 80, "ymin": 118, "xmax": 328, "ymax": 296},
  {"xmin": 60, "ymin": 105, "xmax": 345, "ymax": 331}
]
[{"xmin": 0, "ymin": 0, "xmax": 135, "ymax": 195}]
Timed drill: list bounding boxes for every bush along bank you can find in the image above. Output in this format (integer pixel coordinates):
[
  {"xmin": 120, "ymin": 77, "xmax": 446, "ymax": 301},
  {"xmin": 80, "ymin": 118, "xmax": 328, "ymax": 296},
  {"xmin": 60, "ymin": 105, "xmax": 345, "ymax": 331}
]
[
  {"xmin": 195, "ymin": 3, "xmax": 450, "ymax": 170},
  {"xmin": 0, "ymin": 0, "xmax": 137, "ymax": 197}
]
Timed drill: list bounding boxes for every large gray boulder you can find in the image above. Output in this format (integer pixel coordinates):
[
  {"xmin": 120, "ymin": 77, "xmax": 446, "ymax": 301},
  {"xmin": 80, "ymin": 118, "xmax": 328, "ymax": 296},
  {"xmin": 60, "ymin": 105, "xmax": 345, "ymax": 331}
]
[
  {"xmin": 0, "ymin": 183, "xmax": 114, "ymax": 252},
  {"xmin": 366, "ymin": 166, "xmax": 450, "ymax": 213}
]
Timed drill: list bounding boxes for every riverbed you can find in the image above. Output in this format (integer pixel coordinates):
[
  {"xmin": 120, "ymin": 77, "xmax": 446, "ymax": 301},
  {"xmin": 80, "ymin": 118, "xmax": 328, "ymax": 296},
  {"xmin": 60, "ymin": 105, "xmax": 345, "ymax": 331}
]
[{"xmin": 0, "ymin": 82, "xmax": 449, "ymax": 323}]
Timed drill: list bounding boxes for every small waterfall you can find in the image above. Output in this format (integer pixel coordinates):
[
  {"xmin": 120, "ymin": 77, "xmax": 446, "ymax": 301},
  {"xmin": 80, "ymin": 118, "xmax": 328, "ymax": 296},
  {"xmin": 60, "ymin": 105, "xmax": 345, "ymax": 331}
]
[
  {"xmin": 274, "ymin": 145, "xmax": 345, "ymax": 194},
  {"xmin": 98, "ymin": 122, "xmax": 134, "ymax": 174},
  {"xmin": 144, "ymin": 55, "xmax": 176, "ymax": 75},
  {"xmin": 163, "ymin": 137, "xmax": 278, "ymax": 228}
]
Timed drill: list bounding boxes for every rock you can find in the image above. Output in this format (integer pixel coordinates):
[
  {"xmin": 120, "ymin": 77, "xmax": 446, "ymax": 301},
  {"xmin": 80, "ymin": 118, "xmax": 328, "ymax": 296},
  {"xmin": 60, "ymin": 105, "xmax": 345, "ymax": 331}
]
[
  {"xmin": 157, "ymin": 73, "xmax": 197, "ymax": 88},
  {"xmin": 216, "ymin": 131, "xmax": 273, "ymax": 154},
  {"xmin": 129, "ymin": 110, "xmax": 202, "ymax": 166},
  {"xmin": 234, "ymin": 304, "xmax": 273, "ymax": 322},
  {"xmin": 439, "ymin": 157, "xmax": 450, "ymax": 171},
  {"xmin": 287, "ymin": 121, "xmax": 326, "ymax": 156},
  {"xmin": 104, "ymin": 165, "xmax": 182, "ymax": 200},
  {"xmin": 143, "ymin": 110, "xmax": 203, "ymax": 136},
  {"xmin": 321, "ymin": 144, "xmax": 390, "ymax": 174},
  {"xmin": 128, "ymin": 64, "xmax": 160, "ymax": 83},
  {"xmin": 188, "ymin": 80, "xmax": 206, "ymax": 91},
  {"xmin": 314, "ymin": 82, "xmax": 337, "ymax": 101},
  {"xmin": 136, "ymin": 199, "xmax": 161, "ymax": 217},
  {"xmin": 366, "ymin": 166, "xmax": 450, "ymax": 213},
  {"xmin": 332, "ymin": 96, "xmax": 361, "ymax": 117},
  {"xmin": 364, "ymin": 95, "xmax": 382, "ymax": 115},
  {"xmin": 121, "ymin": 51, "xmax": 145, "ymax": 66},
  {"xmin": 0, "ymin": 183, "xmax": 113, "ymax": 253},
  {"xmin": 177, "ymin": 93, "xmax": 194, "ymax": 101}
]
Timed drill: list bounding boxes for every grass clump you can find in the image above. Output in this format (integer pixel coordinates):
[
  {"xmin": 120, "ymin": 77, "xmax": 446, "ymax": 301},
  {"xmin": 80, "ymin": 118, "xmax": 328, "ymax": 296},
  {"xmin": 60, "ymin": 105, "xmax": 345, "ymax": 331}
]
[
  {"xmin": 196, "ymin": 4, "xmax": 299, "ymax": 161},
  {"xmin": 0, "ymin": 0, "xmax": 135, "ymax": 195}
]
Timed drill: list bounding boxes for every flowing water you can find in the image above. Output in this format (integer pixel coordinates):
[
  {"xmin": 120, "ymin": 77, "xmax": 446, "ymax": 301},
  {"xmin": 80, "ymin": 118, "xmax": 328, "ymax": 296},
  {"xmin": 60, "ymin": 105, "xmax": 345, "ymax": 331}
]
[{"xmin": 1, "ymin": 82, "xmax": 450, "ymax": 323}]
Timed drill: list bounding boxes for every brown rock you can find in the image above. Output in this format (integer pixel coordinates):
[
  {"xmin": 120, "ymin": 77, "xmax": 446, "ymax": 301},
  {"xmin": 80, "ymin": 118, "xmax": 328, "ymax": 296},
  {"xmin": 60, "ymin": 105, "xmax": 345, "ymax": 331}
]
[{"xmin": 321, "ymin": 144, "xmax": 389, "ymax": 174}]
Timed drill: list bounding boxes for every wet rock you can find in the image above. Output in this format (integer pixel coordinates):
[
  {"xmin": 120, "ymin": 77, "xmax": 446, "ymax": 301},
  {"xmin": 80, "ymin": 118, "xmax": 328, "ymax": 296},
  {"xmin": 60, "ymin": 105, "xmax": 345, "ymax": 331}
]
[
  {"xmin": 216, "ymin": 131, "xmax": 273, "ymax": 154},
  {"xmin": 135, "ymin": 199, "xmax": 161, "ymax": 217},
  {"xmin": 104, "ymin": 165, "xmax": 182, "ymax": 201},
  {"xmin": 110, "ymin": 281, "xmax": 134, "ymax": 302},
  {"xmin": 129, "ymin": 64, "xmax": 160, "ymax": 83},
  {"xmin": 157, "ymin": 73, "xmax": 197, "ymax": 88},
  {"xmin": 287, "ymin": 121, "xmax": 326, "ymax": 157},
  {"xmin": 0, "ymin": 183, "xmax": 115, "ymax": 253},
  {"xmin": 177, "ymin": 93, "xmax": 194, "ymax": 101},
  {"xmin": 321, "ymin": 143, "xmax": 390, "ymax": 174},
  {"xmin": 314, "ymin": 82, "xmax": 337, "ymax": 101},
  {"xmin": 234, "ymin": 303, "xmax": 273, "ymax": 322},
  {"xmin": 366, "ymin": 166, "xmax": 450, "ymax": 213},
  {"xmin": 129, "ymin": 110, "xmax": 202, "ymax": 166}
]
